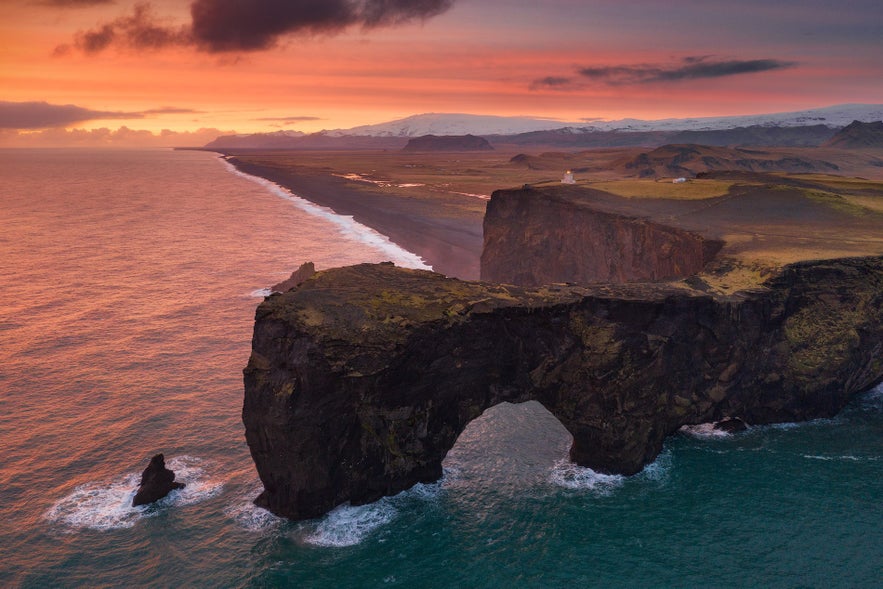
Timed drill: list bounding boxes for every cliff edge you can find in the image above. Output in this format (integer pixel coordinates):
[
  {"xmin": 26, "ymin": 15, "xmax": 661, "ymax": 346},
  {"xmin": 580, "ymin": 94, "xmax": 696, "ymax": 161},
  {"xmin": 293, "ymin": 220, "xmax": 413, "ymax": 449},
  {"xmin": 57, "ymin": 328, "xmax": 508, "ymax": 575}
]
[{"xmin": 244, "ymin": 258, "xmax": 883, "ymax": 520}]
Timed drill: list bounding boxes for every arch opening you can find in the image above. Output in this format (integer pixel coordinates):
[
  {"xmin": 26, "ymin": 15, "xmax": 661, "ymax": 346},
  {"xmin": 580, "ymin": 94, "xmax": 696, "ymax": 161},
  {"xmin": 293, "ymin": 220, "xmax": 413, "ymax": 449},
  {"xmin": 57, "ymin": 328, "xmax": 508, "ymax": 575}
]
[{"xmin": 442, "ymin": 400, "xmax": 573, "ymax": 489}]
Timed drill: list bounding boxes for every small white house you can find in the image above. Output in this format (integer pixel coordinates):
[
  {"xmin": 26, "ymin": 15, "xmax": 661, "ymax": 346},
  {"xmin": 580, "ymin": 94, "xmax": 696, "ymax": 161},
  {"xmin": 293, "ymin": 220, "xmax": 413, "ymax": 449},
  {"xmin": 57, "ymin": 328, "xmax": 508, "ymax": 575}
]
[
  {"xmin": 562, "ymin": 170, "xmax": 575, "ymax": 184},
  {"xmin": 673, "ymin": 177, "xmax": 687, "ymax": 184}
]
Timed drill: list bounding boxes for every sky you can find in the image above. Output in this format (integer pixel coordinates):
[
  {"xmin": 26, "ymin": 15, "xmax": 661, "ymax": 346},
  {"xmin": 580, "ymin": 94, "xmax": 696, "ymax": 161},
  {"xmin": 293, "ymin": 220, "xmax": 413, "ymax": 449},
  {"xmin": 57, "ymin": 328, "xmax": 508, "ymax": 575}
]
[{"xmin": 1, "ymin": 0, "xmax": 881, "ymax": 146}]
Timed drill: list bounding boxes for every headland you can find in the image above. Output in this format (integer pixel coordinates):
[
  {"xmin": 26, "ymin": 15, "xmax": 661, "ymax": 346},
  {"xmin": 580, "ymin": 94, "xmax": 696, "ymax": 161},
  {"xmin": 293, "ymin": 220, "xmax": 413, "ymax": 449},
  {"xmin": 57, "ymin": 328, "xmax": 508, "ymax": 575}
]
[{"xmin": 230, "ymin": 143, "xmax": 883, "ymax": 521}]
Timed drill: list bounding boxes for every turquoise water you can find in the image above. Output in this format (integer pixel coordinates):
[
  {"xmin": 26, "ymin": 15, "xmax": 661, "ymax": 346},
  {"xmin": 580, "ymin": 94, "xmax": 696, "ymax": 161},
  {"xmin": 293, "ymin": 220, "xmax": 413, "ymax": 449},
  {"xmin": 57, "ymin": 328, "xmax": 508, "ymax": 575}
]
[{"xmin": 0, "ymin": 149, "xmax": 880, "ymax": 588}]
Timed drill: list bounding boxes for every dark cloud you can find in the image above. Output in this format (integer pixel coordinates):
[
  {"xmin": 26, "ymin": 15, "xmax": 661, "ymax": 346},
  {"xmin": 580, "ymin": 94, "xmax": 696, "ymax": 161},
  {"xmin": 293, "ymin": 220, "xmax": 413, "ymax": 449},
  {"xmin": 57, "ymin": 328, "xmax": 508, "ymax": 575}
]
[
  {"xmin": 72, "ymin": 3, "xmax": 190, "ymax": 54},
  {"xmin": 64, "ymin": 0, "xmax": 455, "ymax": 54},
  {"xmin": 0, "ymin": 101, "xmax": 138, "ymax": 129},
  {"xmin": 529, "ymin": 76, "xmax": 576, "ymax": 91},
  {"xmin": 578, "ymin": 56, "xmax": 797, "ymax": 85}
]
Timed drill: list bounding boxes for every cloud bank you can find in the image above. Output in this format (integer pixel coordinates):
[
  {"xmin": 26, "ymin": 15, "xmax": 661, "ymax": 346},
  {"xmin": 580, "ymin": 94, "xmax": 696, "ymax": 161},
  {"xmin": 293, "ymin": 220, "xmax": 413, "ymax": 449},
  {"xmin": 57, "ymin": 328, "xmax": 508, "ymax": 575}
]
[
  {"xmin": 0, "ymin": 101, "xmax": 203, "ymax": 129},
  {"xmin": 63, "ymin": 0, "xmax": 456, "ymax": 54},
  {"xmin": 0, "ymin": 126, "xmax": 232, "ymax": 148},
  {"xmin": 0, "ymin": 101, "xmax": 135, "ymax": 129}
]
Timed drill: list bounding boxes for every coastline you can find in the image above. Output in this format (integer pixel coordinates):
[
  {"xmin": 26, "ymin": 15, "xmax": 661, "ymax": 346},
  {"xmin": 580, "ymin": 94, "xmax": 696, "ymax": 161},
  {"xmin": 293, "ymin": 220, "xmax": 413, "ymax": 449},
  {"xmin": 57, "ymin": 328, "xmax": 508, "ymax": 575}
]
[{"xmin": 215, "ymin": 151, "xmax": 485, "ymax": 280}]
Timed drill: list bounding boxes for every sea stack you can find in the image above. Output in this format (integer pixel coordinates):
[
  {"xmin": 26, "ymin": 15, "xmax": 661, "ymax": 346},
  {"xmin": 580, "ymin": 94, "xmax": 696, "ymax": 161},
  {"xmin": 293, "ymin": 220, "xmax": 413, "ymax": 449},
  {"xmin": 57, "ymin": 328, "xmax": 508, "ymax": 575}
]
[{"xmin": 132, "ymin": 453, "xmax": 185, "ymax": 507}]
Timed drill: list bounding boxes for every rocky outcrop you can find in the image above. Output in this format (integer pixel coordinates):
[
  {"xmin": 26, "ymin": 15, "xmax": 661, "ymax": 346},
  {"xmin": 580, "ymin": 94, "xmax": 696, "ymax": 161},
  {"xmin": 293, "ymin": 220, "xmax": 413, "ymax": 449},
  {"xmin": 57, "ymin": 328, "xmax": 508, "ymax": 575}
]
[
  {"xmin": 243, "ymin": 258, "xmax": 883, "ymax": 520},
  {"xmin": 402, "ymin": 134, "xmax": 493, "ymax": 152},
  {"xmin": 271, "ymin": 261, "xmax": 316, "ymax": 293},
  {"xmin": 132, "ymin": 454, "xmax": 184, "ymax": 506},
  {"xmin": 480, "ymin": 185, "xmax": 723, "ymax": 286}
]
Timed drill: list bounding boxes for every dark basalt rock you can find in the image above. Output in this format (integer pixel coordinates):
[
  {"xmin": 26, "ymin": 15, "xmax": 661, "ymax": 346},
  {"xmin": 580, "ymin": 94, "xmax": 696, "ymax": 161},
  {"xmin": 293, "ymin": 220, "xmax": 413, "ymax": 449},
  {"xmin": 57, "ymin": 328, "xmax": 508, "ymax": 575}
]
[
  {"xmin": 714, "ymin": 417, "xmax": 748, "ymax": 433},
  {"xmin": 243, "ymin": 257, "xmax": 883, "ymax": 521},
  {"xmin": 271, "ymin": 261, "xmax": 316, "ymax": 293},
  {"xmin": 132, "ymin": 453, "xmax": 185, "ymax": 507}
]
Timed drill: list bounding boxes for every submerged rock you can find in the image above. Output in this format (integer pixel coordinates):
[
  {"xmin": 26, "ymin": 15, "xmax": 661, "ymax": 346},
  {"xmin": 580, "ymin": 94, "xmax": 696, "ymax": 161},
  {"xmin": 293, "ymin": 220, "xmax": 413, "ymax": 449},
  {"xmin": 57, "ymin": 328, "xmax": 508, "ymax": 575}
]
[
  {"xmin": 243, "ymin": 257, "xmax": 883, "ymax": 520},
  {"xmin": 132, "ymin": 454, "xmax": 185, "ymax": 507}
]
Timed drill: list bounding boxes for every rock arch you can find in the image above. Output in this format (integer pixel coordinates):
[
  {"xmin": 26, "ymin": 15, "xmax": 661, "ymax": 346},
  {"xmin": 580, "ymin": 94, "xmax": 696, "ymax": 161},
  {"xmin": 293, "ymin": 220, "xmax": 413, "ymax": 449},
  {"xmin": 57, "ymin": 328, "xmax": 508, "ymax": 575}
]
[{"xmin": 243, "ymin": 259, "xmax": 883, "ymax": 520}]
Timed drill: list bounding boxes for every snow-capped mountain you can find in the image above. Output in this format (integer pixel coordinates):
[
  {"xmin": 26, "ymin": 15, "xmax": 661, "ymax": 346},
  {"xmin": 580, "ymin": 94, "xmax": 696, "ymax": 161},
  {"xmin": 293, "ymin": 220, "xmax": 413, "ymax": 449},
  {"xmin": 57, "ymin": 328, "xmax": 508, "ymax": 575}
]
[
  {"xmin": 325, "ymin": 113, "xmax": 587, "ymax": 137},
  {"xmin": 324, "ymin": 104, "xmax": 883, "ymax": 137},
  {"xmin": 578, "ymin": 104, "xmax": 883, "ymax": 133}
]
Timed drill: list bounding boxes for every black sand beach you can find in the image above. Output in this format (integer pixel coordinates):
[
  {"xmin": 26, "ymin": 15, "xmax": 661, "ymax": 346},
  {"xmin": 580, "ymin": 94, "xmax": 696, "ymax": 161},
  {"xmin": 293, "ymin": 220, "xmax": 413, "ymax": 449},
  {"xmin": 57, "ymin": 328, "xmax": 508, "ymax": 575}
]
[{"xmin": 224, "ymin": 154, "xmax": 485, "ymax": 280}]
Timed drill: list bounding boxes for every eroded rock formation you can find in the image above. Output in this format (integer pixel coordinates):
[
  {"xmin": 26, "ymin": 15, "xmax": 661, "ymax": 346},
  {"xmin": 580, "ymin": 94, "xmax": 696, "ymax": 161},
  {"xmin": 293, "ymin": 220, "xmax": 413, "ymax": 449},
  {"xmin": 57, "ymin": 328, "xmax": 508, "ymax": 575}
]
[
  {"xmin": 132, "ymin": 453, "xmax": 184, "ymax": 507},
  {"xmin": 243, "ymin": 258, "xmax": 883, "ymax": 520},
  {"xmin": 481, "ymin": 185, "xmax": 723, "ymax": 286}
]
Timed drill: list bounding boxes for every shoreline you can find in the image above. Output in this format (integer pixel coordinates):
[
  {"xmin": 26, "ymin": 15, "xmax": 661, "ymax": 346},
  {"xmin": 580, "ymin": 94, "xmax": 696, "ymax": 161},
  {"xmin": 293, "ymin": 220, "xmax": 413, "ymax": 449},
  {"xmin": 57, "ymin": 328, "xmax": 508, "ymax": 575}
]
[{"xmin": 216, "ymin": 151, "xmax": 485, "ymax": 280}]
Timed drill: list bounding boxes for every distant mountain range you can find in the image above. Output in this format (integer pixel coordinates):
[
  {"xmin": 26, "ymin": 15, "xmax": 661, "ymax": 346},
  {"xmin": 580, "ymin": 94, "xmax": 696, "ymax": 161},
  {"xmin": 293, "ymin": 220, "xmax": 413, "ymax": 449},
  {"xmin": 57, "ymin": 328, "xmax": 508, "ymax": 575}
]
[{"xmin": 204, "ymin": 104, "xmax": 883, "ymax": 150}]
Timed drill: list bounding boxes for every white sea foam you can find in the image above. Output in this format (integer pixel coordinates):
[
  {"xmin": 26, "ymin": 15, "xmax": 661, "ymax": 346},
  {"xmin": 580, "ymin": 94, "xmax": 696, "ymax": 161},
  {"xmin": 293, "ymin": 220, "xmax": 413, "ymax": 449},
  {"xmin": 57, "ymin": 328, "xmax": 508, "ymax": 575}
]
[
  {"xmin": 221, "ymin": 160, "xmax": 431, "ymax": 271},
  {"xmin": 802, "ymin": 454, "xmax": 874, "ymax": 462},
  {"xmin": 301, "ymin": 501, "xmax": 398, "ymax": 547},
  {"xmin": 678, "ymin": 423, "xmax": 732, "ymax": 438},
  {"xmin": 224, "ymin": 482, "xmax": 285, "ymax": 533},
  {"xmin": 548, "ymin": 459, "xmax": 624, "ymax": 494},
  {"xmin": 637, "ymin": 450, "xmax": 673, "ymax": 482},
  {"xmin": 298, "ymin": 479, "xmax": 443, "ymax": 548},
  {"xmin": 250, "ymin": 287, "xmax": 272, "ymax": 298},
  {"xmin": 45, "ymin": 455, "xmax": 222, "ymax": 532}
]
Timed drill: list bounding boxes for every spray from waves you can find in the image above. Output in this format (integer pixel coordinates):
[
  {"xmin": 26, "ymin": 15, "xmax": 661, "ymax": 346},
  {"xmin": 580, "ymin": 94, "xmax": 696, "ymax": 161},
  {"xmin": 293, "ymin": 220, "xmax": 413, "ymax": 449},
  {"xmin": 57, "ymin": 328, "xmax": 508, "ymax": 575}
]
[
  {"xmin": 219, "ymin": 158, "xmax": 432, "ymax": 272},
  {"xmin": 548, "ymin": 459, "xmax": 624, "ymax": 495},
  {"xmin": 45, "ymin": 456, "xmax": 223, "ymax": 532}
]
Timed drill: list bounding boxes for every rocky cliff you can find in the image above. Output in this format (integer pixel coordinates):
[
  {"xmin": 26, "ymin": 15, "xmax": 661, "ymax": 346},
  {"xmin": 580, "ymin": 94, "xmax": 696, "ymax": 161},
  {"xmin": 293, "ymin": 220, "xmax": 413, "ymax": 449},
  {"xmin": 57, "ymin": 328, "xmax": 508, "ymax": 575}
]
[
  {"xmin": 481, "ymin": 185, "xmax": 723, "ymax": 286},
  {"xmin": 243, "ymin": 258, "xmax": 883, "ymax": 520}
]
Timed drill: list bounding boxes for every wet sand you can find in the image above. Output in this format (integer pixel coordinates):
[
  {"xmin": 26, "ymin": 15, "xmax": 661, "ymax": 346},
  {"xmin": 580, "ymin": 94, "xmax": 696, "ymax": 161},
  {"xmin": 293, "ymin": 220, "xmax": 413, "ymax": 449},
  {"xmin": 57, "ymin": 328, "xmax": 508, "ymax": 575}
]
[{"xmin": 226, "ymin": 155, "xmax": 485, "ymax": 280}]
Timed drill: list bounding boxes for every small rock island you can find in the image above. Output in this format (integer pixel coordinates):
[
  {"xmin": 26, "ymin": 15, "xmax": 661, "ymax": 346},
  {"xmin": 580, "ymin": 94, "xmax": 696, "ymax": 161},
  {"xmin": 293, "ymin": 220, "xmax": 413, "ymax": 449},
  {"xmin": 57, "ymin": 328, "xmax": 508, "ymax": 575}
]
[{"xmin": 243, "ymin": 178, "xmax": 883, "ymax": 521}]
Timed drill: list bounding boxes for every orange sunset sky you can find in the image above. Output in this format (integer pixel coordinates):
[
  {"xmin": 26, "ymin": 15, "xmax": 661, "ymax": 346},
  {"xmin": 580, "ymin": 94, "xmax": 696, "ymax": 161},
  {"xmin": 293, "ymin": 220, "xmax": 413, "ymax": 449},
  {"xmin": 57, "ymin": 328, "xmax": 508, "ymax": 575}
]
[{"xmin": 1, "ymin": 0, "xmax": 881, "ymax": 146}]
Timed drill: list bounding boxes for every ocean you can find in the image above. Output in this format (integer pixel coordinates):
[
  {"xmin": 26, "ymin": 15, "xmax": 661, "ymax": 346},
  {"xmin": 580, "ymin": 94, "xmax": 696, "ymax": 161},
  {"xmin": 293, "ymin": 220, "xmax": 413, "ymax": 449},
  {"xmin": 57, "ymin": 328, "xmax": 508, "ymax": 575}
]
[{"xmin": 0, "ymin": 148, "xmax": 880, "ymax": 588}]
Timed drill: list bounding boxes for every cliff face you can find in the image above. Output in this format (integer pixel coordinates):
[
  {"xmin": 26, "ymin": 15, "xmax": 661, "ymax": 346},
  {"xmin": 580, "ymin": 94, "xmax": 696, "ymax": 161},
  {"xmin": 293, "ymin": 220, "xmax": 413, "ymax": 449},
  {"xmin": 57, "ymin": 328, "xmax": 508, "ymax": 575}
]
[
  {"xmin": 481, "ymin": 186, "xmax": 722, "ymax": 286},
  {"xmin": 243, "ymin": 259, "xmax": 883, "ymax": 520}
]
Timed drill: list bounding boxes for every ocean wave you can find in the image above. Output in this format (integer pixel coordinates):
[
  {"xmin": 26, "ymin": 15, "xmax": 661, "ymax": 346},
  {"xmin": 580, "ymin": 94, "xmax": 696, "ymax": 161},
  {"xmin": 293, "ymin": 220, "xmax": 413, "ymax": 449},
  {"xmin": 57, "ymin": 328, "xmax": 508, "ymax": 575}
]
[
  {"xmin": 221, "ymin": 159, "xmax": 431, "ymax": 272},
  {"xmin": 297, "ymin": 479, "xmax": 444, "ymax": 548},
  {"xmin": 224, "ymin": 482, "xmax": 285, "ymax": 534},
  {"xmin": 678, "ymin": 423, "xmax": 734, "ymax": 438},
  {"xmin": 45, "ymin": 455, "xmax": 222, "ymax": 532},
  {"xmin": 637, "ymin": 450, "xmax": 673, "ymax": 483},
  {"xmin": 250, "ymin": 287, "xmax": 272, "ymax": 298},
  {"xmin": 802, "ymin": 454, "xmax": 877, "ymax": 462},
  {"xmin": 548, "ymin": 459, "xmax": 624, "ymax": 494},
  {"xmin": 300, "ymin": 501, "xmax": 398, "ymax": 548}
]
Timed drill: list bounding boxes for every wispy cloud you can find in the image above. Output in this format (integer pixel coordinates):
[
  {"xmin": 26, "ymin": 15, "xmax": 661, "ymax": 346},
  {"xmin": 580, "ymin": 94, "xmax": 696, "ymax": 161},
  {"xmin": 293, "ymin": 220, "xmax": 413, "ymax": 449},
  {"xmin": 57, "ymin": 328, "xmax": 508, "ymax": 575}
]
[
  {"xmin": 529, "ymin": 76, "xmax": 577, "ymax": 91},
  {"xmin": 61, "ymin": 0, "xmax": 456, "ymax": 55},
  {"xmin": 578, "ymin": 56, "xmax": 797, "ymax": 85},
  {"xmin": 141, "ymin": 107, "xmax": 204, "ymax": 115},
  {"xmin": 254, "ymin": 116, "xmax": 323, "ymax": 123}
]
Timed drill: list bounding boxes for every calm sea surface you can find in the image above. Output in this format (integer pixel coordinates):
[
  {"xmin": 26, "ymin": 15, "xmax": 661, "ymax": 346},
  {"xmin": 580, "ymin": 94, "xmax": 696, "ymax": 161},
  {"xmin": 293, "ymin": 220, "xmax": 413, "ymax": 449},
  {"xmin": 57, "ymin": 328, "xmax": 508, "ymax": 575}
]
[{"xmin": 0, "ymin": 148, "xmax": 880, "ymax": 588}]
